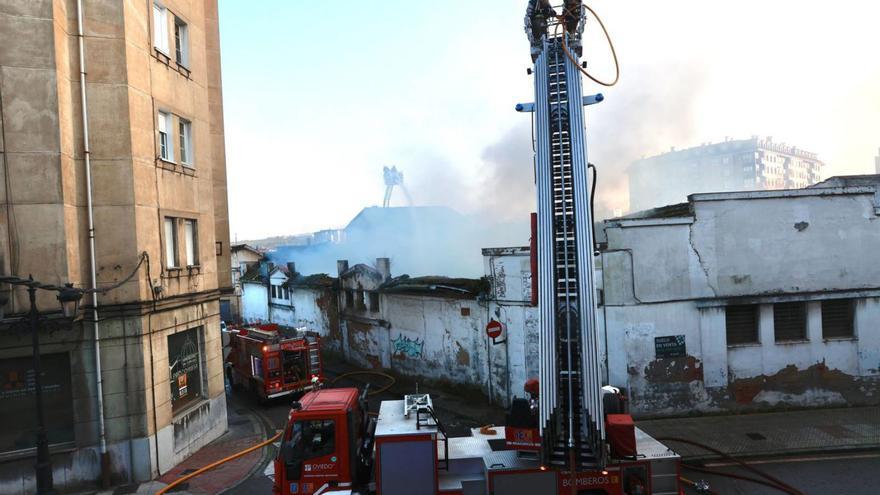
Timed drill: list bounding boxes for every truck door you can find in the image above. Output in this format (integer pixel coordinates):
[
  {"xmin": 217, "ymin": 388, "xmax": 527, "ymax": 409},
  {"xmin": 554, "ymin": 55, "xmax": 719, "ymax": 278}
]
[{"xmin": 278, "ymin": 418, "xmax": 342, "ymax": 494}]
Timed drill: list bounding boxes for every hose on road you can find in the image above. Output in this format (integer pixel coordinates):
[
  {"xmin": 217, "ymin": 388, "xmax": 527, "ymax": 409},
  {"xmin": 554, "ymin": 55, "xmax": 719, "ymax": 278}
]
[
  {"xmin": 328, "ymin": 370, "xmax": 396, "ymax": 396},
  {"xmin": 154, "ymin": 430, "xmax": 282, "ymax": 495},
  {"xmin": 658, "ymin": 437, "xmax": 805, "ymax": 495}
]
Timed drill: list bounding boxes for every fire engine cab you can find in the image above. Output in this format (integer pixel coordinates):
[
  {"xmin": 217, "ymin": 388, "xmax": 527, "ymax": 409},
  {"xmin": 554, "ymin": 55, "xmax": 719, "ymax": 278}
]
[{"xmin": 226, "ymin": 323, "xmax": 324, "ymax": 403}]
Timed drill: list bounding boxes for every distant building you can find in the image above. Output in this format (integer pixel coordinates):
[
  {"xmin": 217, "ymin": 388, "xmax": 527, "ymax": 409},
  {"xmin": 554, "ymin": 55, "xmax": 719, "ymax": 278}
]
[
  {"xmin": 629, "ymin": 137, "xmax": 824, "ymax": 212},
  {"xmin": 601, "ymin": 175, "xmax": 880, "ymax": 415},
  {"xmin": 229, "ymin": 244, "xmax": 265, "ymax": 321}
]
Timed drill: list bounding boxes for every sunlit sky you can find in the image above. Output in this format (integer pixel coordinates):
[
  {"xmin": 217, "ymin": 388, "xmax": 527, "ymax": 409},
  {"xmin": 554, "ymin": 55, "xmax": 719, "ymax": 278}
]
[{"xmin": 219, "ymin": 1, "xmax": 880, "ymax": 241}]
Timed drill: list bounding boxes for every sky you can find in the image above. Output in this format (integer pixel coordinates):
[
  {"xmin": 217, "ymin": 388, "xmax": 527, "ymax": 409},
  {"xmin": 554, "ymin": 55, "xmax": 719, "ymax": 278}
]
[{"xmin": 219, "ymin": 0, "xmax": 880, "ymax": 241}]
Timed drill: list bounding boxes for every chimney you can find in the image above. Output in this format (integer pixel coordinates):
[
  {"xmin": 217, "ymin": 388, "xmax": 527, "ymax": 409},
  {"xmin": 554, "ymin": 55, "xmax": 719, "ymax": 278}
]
[
  {"xmin": 286, "ymin": 262, "xmax": 297, "ymax": 277},
  {"xmin": 376, "ymin": 258, "xmax": 391, "ymax": 281},
  {"xmin": 337, "ymin": 260, "xmax": 349, "ymax": 277}
]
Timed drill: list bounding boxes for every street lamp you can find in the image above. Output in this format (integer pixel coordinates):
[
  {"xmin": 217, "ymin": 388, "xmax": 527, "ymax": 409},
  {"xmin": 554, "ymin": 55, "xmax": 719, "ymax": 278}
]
[
  {"xmin": 57, "ymin": 283, "xmax": 82, "ymax": 319},
  {"xmin": 0, "ymin": 276, "xmax": 84, "ymax": 495}
]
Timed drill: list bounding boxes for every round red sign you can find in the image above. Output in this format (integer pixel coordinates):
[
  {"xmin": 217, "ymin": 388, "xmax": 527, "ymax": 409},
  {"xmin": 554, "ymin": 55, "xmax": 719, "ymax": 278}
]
[{"xmin": 486, "ymin": 319, "xmax": 503, "ymax": 339}]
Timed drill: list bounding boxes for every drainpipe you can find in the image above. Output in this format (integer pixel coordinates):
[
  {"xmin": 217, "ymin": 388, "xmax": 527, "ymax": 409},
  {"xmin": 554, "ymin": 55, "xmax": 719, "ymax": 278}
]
[{"xmin": 75, "ymin": 0, "xmax": 111, "ymax": 487}]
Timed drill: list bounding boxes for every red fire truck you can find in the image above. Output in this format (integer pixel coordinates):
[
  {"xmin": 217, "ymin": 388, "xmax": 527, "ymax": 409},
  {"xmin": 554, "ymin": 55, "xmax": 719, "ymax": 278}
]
[{"xmin": 226, "ymin": 323, "xmax": 324, "ymax": 403}]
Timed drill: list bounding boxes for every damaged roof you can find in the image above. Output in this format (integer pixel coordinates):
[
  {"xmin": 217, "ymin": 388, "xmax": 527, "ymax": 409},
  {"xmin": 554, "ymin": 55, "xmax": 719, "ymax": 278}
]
[
  {"xmin": 609, "ymin": 202, "xmax": 692, "ymax": 221},
  {"xmin": 288, "ymin": 273, "xmax": 337, "ymax": 288},
  {"xmin": 240, "ymin": 264, "xmax": 265, "ymax": 283},
  {"xmin": 809, "ymin": 174, "xmax": 880, "ymax": 189},
  {"xmin": 379, "ymin": 275, "xmax": 489, "ymax": 299}
]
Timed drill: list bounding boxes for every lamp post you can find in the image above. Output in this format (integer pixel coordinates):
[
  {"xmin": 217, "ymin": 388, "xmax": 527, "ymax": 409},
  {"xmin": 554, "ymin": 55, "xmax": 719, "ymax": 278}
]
[{"xmin": 0, "ymin": 276, "xmax": 82, "ymax": 495}]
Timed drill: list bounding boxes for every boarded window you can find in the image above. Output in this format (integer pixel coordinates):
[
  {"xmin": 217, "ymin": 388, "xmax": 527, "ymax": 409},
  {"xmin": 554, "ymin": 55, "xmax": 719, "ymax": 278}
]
[
  {"xmin": 168, "ymin": 327, "xmax": 204, "ymax": 414},
  {"xmin": 726, "ymin": 305, "xmax": 758, "ymax": 345},
  {"xmin": 774, "ymin": 302, "xmax": 806, "ymax": 342},
  {"xmin": 822, "ymin": 299, "xmax": 854, "ymax": 339}
]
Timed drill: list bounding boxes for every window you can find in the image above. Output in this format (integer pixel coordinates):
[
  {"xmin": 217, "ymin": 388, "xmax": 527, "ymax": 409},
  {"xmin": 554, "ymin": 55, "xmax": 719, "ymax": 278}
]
[
  {"xmin": 178, "ymin": 118, "xmax": 192, "ymax": 167},
  {"xmin": 301, "ymin": 419, "xmax": 336, "ymax": 459},
  {"xmin": 774, "ymin": 302, "xmax": 807, "ymax": 341},
  {"xmin": 174, "ymin": 16, "xmax": 189, "ymax": 66},
  {"xmin": 345, "ymin": 289, "xmax": 354, "ymax": 308},
  {"xmin": 168, "ymin": 327, "xmax": 204, "ymax": 414},
  {"xmin": 271, "ymin": 285, "xmax": 279, "ymax": 299},
  {"xmin": 152, "ymin": 3, "xmax": 169, "ymax": 53},
  {"xmin": 164, "ymin": 217, "xmax": 179, "ymax": 268},
  {"xmin": 0, "ymin": 353, "xmax": 74, "ymax": 454},
  {"xmin": 726, "ymin": 305, "xmax": 759, "ymax": 345},
  {"xmin": 184, "ymin": 219, "xmax": 198, "ymax": 266},
  {"xmin": 283, "ymin": 286, "xmax": 290, "ymax": 300},
  {"xmin": 368, "ymin": 292, "xmax": 379, "ymax": 312},
  {"xmin": 356, "ymin": 289, "xmax": 366, "ymax": 310},
  {"xmin": 822, "ymin": 299, "xmax": 855, "ymax": 339},
  {"xmin": 158, "ymin": 111, "xmax": 173, "ymax": 161}
]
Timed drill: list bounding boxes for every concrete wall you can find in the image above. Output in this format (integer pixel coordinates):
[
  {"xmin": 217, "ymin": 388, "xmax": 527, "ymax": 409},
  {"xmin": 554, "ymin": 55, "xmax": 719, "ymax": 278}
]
[
  {"xmin": 241, "ymin": 281, "xmax": 268, "ymax": 323},
  {"xmin": 603, "ymin": 186, "xmax": 880, "ymax": 416},
  {"xmin": 484, "ymin": 247, "xmax": 538, "ymax": 404}
]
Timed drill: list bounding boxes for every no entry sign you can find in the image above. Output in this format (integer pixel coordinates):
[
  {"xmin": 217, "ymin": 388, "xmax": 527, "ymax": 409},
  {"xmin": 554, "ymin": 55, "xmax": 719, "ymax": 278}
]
[{"xmin": 486, "ymin": 319, "xmax": 503, "ymax": 339}]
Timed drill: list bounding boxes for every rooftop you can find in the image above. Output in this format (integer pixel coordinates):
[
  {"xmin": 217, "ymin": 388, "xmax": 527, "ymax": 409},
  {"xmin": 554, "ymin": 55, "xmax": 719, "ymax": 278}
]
[{"xmin": 380, "ymin": 275, "xmax": 489, "ymax": 299}]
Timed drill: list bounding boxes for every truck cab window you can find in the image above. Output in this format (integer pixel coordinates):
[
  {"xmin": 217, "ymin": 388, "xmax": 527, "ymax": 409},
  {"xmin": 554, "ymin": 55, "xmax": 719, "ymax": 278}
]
[{"xmin": 302, "ymin": 419, "xmax": 335, "ymax": 458}]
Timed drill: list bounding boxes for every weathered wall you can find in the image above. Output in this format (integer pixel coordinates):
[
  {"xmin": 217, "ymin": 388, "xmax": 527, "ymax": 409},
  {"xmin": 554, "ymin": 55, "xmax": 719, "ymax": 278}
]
[
  {"xmin": 603, "ymin": 186, "xmax": 880, "ymax": 416},
  {"xmin": 241, "ymin": 282, "xmax": 268, "ymax": 322},
  {"xmin": 484, "ymin": 248, "xmax": 538, "ymax": 404}
]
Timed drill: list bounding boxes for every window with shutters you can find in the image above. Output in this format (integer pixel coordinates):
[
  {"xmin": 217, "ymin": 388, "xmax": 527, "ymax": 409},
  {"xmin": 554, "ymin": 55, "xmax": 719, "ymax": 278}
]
[
  {"xmin": 152, "ymin": 3, "xmax": 169, "ymax": 54},
  {"xmin": 774, "ymin": 302, "xmax": 807, "ymax": 342},
  {"xmin": 184, "ymin": 219, "xmax": 198, "ymax": 266},
  {"xmin": 164, "ymin": 217, "xmax": 179, "ymax": 268},
  {"xmin": 725, "ymin": 305, "xmax": 758, "ymax": 345},
  {"xmin": 822, "ymin": 299, "xmax": 855, "ymax": 339},
  {"xmin": 158, "ymin": 111, "xmax": 173, "ymax": 161}
]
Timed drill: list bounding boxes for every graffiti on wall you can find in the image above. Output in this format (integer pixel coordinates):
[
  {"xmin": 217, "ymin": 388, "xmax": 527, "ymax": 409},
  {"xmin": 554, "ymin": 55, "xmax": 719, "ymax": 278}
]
[{"xmin": 392, "ymin": 334, "xmax": 424, "ymax": 358}]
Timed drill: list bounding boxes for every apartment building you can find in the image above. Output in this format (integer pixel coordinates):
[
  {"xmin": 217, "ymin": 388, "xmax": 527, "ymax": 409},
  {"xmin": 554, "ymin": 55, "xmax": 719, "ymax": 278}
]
[
  {"xmin": 0, "ymin": 1, "xmax": 231, "ymax": 492},
  {"xmin": 629, "ymin": 137, "xmax": 825, "ymax": 212}
]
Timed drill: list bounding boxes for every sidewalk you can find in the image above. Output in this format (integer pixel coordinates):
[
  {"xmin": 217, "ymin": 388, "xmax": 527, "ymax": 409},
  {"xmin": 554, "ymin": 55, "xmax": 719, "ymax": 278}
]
[
  {"xmin": 636, "ymin": 405, "xmax": 880, "ymax": 462},
  {"xmin": 93, "ymin": 393, "xmax": 273, "ymax": 495}
]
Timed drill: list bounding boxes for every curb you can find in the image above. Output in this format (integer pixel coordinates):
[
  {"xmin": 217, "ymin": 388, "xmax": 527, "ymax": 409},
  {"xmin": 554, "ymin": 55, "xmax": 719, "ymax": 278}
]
[{"xmin": 217, "ymin": 392, "xmax": 278, "ymax": 495}]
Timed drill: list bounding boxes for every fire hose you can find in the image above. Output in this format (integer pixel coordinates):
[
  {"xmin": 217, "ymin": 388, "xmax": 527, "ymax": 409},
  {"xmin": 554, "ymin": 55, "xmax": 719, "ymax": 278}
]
[
  {"xmin": 154, "ymin": 430, "xmax": 282, "ymax": 495},
  {"xmin": 658, "ymin": 437, "xmax": 806, "ymax": 495},
  {"xmin": 328, "ymin": 370, "xmax": 397, "ymax": 396}
]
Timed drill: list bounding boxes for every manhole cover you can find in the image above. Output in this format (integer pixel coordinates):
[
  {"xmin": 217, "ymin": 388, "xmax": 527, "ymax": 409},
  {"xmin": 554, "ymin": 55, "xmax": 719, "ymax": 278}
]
[{"xmin": 746, "ymin": 432, "xmax": 766, "ymax": 440}]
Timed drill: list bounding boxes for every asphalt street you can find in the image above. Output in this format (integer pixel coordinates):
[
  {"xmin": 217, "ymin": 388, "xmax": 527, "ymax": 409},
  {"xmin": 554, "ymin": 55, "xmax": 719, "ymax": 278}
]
[{"xmin": 681, "ymin": 453, "xmax": 880, "ymax": 495}]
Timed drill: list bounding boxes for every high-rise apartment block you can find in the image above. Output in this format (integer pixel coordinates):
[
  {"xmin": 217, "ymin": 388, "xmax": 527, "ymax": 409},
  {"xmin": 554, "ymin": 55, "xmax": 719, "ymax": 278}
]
[{"xmin": 628, "ymin": 137, "xmax": 824, "ymax": 213}]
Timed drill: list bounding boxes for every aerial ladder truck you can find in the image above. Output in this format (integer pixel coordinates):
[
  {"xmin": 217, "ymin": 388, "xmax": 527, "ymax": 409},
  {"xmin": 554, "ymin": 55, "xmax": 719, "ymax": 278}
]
[{"xmin": 271, "ymin": 3, "xmax": 683, "ymax": 494}]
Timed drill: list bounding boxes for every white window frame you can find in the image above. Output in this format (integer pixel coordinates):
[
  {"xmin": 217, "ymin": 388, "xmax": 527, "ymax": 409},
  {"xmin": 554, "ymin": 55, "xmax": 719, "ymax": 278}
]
[
  {"xmin": 152, "ymin": 3, "xmax": 169, "ymax": 54},
  {"xmin": 184, "ymin": 219, "xmax": 198, "ymax": 267},
  {"xmin": 164, "ymin": 217, "xmax": 179, "ymax": 268},
  {"xmin": 179, "ymin": 118, "xmax": 193, "ymax": 167},
  {"xmin": 174, "ymin": 16, "xmax": 189, "ymax": 67},
  {"xmin": 158, "ymin": 111, "xmax": 174, "ymax": 162}
]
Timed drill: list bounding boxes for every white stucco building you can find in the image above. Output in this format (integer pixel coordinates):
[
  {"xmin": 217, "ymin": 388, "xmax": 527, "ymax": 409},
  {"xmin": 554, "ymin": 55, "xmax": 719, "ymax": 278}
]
[{"xmin": 601, "ymin": 175, "xmax": 880, "ymax": 415}]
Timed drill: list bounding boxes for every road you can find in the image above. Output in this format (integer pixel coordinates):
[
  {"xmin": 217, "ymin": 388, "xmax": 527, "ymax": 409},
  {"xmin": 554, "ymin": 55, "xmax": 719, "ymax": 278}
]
[{"xmin": 681, "ymin": 453, "xmax": 880, "ymax": 495}]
